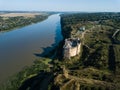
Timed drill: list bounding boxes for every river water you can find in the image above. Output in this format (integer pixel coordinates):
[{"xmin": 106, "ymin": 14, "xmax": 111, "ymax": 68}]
[{"xmin": 0, "ymin": 14, "xmax": 63, "ymax": 83}]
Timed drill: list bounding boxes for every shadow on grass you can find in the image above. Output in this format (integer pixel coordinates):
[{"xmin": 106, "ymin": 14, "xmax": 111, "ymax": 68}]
[
  {"xmin": 19, "ymin": 72, "xmax": 53, "ymax": 90},
  {"xmin": 108, "ymin": 45, "xmax": 116, "ymax": 73}
]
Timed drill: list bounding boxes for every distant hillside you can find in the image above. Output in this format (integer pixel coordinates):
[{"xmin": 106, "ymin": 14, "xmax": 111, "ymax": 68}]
[{"xmin": 0, "ymin": 12, "xmax": 50, "ymax": 31}]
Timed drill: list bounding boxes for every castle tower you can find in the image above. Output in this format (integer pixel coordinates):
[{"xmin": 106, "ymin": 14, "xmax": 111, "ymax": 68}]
[
  {"xmin": 76, "ymin": 38, "xmax": 81, "ymax": 55},
  {"xmin": 63, "ymin": 38, "xmax": 81, "ymax": 59},
  {"xmin": 63, "ymin": 39, "xmax": 71, "ymax": 59}
]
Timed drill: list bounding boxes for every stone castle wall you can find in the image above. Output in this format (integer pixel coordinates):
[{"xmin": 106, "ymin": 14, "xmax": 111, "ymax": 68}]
[
  {"xmin": 63, "ymin": 38, "xmax": 81, "ymax": 59},
  {"xmin": 69, "ymin": 43, "xmax": 81, "ymax": 57}
]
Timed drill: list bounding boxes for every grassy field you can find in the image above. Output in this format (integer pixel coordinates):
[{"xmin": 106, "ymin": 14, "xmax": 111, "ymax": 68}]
[{"xmin": 0, "ymin": 13, "xmax": 47, "ymax": 17}]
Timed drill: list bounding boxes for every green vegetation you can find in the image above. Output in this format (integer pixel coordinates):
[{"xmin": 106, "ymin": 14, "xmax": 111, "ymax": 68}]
[
  {"xmin": 1, "ymin": 12, "xmax": 120, "ymax": 90},
  {"xmin": 53, "ymin": 12, "xmax": 120, "ymax": 90},
  {"xmin": 0, "ymin": 14, "xmax": 50, "ymax": 31},
  {"xmin": 0, "ymin": 58, "xmax": 51, "ymax": 90}
]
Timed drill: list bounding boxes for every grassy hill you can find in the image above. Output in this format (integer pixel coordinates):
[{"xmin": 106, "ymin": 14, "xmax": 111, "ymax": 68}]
[{"xmin": 52, "ymin": 12, "xmax": 120, "ymax": 90}]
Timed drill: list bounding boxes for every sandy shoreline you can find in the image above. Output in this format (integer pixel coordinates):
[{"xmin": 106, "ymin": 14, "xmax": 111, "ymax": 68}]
[{"xmin": 0, "ymin": 13, "xmax": 44, "ymax": 17}]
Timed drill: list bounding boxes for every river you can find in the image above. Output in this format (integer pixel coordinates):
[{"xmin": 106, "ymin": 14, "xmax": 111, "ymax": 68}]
[{"xmin": 0, "ymin": 14, "xmax": 63, "ymax": 83}]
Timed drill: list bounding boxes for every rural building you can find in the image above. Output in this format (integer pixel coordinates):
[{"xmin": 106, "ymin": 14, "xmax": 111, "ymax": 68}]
[
  {"xmin": 63, "ymin": 38, "xmax": 81, "ymax": 59},
  {"xmin": 79, "ymin": 26, "xmax": 85, "ymax": 31}
]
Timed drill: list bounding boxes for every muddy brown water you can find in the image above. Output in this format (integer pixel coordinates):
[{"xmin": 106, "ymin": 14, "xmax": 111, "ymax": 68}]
[{"xmin": 0, "ymin": 14, "xmax": 63, "ymax": 83}]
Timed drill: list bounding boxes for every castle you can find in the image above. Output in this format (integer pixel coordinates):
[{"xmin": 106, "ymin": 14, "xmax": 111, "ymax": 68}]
[{"xmin": 63, "ymin": 38, "xmax": 81, "ymax": 59}]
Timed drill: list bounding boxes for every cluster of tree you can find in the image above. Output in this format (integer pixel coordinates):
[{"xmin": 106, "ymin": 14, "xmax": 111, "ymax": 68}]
[
  {"xmin": 0, "ymin": 15, "xmax": 49, "ymax": 31},
  {"xmin": 61, "ymin": 12, "xmax": 120, "ymax": 23},
  {"xmin": 61, "ymin": 12, "xmax": 120, "ymax": 38}
]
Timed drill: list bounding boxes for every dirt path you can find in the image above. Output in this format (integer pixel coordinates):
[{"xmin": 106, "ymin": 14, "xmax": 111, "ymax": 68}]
[
  {"xmin": 81, "ymin": 30, "xmax": 88, "ymax": 39},
  {"xmin": 112, "ymin": 29, "xmax": 120, "ymax": 38},
  {"xmin": 67, "ymin": 74, "xmax": 114, "ymax": 87},
  {"xmin": 81, "ymin": 26, "xmax": 95, "ymax": 44},
  {"xmin": 81, "ymin": 30, "xmax": 88, "ymax": 44}
]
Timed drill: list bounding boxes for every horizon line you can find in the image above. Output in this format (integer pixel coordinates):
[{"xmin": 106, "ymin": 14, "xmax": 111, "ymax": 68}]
[{"xmin": 0, "ymin": 10, "xmax": 120, "ymax": 13}]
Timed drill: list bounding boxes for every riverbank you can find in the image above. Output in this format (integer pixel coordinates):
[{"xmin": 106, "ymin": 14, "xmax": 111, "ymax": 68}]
[
  {"xmin": 0, "ymin": 14, "xmax": 63, "ymax": 89},
  {"xmin": 22, "ymin": 12, "xmax": 120, "ymax": 90},
  {"xmin": 0, "ymin": 41, "xmax": 63, "ymax": 90},
  {"xmin": 0, "ymin": 13, "xmax": 50, "ymax": 31},
  {"xmin": 1, "ymin": 12, "xmax": 120, "ymax": 90}
]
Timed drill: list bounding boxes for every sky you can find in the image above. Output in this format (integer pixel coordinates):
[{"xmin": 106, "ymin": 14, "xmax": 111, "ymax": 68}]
[{"xmin": 0, "ymin": 0, "xmax": 120, "ymax": 12}]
